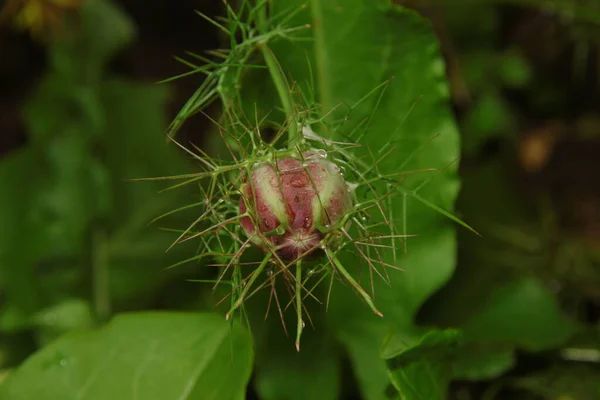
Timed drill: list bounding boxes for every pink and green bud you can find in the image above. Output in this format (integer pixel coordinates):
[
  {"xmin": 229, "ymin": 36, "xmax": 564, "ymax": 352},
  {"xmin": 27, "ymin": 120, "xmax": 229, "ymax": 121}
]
[{"xmin": 239, "ymin": 152, "xmax": 352, "ymax": 260}]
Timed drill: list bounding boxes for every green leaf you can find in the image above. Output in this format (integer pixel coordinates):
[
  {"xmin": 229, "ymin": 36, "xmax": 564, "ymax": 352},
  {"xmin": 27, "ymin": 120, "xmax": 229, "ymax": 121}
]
[
  {"xmin": 382, "ymin": 329, "xmax": 461, "ymax": 364},
  {"xmin": 242, "ymin": 1, "xmax": 461, "ymax": 399},
  {"xmin": 499, "ymin": 51, "xmax": 532, "ymax": 88},
  {"xmin": 50, "ymin": 0, "xmax": 135, "ymax": 84},
  {"xmin": 383, "ymin": 329, "xmax": 461, "ymax": 400},
  {"xmin": 98, "ymin": 79, "xmax": 200, "ymax": 307},
  {"xmin": 388, "ymin": 362, "xmax": 449, "ymax": 400},
  {"xmin": 1, "ymin": 312, "xmax": 253, "ymax": 400},
  {"xmin": 0, "ymin": 148, "xmax": 49, "ymax": 330},
  {"xmin": 463, "ymin": 277, "xmax": 577, "ymax": 351},
  {"xmin": 451, "ymin": 347, "xmax": 515, "ymax": 380},
  {"xmin": 99, "ymin": 79, "xmax": 195, "ymax": 222},
  {"xmin": 335, "ymin": 319, "xmax": 391, "ymax": 400},
  {"xmin": 32, "ymin": 299, "xmax": 94, "ymax": 346},
  {"xmin": 0, "ymin": 0, "xmax": 143, "ymax": 331},
  {"xmin": 254, "ymin": 328, "xmax": 340, "ymax": 400},
  {"xmin": 462, "ymin": 92, "xmax": 515, "ymax": 155}
]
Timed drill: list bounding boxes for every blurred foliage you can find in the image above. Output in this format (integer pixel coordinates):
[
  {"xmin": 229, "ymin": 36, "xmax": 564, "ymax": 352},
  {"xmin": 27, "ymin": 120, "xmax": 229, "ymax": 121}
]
[
  {"xmin": 2, "ymin": 313, "xmax": 253, "ymax": 399},
  {"xmin": 0, "ymin": 0, "xmax": 598, "ymax": 399},
  {"xmin": 0, "ymin": 0, "xmax": 83, "ymax": 40},
  {"xmin": 0, "ymin": 0, "xmax": 211, "ymax": 383}
]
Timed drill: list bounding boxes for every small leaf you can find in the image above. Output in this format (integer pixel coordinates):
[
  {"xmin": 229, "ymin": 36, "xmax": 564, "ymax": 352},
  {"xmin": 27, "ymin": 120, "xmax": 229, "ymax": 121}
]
[
  {"xmin": 452, "ymin": 348, "xmax": 515, "ymax": 380},
  {"xmin": 382, "ymin": 329, "xmax": 461, "ymax": 366},
  {"xmin": 383, "ymin": 329, "xmax": 461, "ymax": 400},
  {"xmin": 388, "ymin": 362, "xmax": 449, "ymax": 400}
]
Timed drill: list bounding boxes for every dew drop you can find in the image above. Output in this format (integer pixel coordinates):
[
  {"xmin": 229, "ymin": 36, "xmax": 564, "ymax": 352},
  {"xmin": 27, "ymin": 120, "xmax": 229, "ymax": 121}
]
[
  {"xmin": 307, "ymin": 269, "xmax": 315, "ymax": 275},
  {"xmin": 316, "ymin": 149, "xmax": 327, "ymax": 158},
  {"xmin": 59, "ymin": 359, "xmax": 68, "ymax": 367},
  {"xmin": 303, "ymin": 217, "xmax": 312, "ymax": 229},
  {"xmin": 302, "ymin": 321, "xmax": 306, "ymax": 329},
  {"xmin": 290, "ymin": 175, "xmax": 308, "ymax": 188}
]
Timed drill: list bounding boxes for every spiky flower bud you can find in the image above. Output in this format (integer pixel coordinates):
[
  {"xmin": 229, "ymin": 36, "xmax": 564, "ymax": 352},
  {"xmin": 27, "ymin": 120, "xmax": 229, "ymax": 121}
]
[{"xmin": 239, "ymin": 152, "xmax": 352, "ymax": 260}]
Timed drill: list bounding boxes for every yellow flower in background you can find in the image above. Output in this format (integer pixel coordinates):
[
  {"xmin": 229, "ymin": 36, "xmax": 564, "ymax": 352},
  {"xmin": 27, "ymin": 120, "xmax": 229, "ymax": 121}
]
[{"xmin": 0, "ymin": 0, "xmax": 83, "ymax": 40}]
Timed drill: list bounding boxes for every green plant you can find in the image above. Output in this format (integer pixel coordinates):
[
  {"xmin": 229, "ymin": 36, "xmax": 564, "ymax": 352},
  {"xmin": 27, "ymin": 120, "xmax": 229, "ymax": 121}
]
[
  {"xmin": 136, "ymin": 0, "xmax": 468, "ymax": 397},
  {"xmin": 3, "ymin": 0, "xmax": 593, "ymax": 399},
  {"xmin": 0, "ymin": 0, "xmax": 465, "ymax": 397}
]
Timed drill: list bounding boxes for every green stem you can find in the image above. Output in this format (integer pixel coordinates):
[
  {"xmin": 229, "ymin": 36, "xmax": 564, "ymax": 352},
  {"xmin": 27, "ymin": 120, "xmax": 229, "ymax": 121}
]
[
  {"xmin": 92, "ymin": 229, "xmax": 110, "ymax": 320},
  {"xmin": 226, "ymin": 252, "xmax": 272, "ymax": 320},
  {"xmin": 295, "ymin": 260, "xmax": 303, "ymax": 351},
  {"xmin": 325, "ymin": 248, "xmax": 383, "ymax": 317},
  {"xmin": 261, "ymin": 44, "xmax": 298, "ymax": 147}
]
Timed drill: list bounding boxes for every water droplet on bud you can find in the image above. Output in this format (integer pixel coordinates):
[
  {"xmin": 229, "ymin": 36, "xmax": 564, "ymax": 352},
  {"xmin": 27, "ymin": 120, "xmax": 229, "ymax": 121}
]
[
  {"xmin": 290, "ymin": 175, "xmax": 308, "ymax": 188},
  {"xmin": 315, "ymin": 149, "xmax": 327, "ymax": 158},
  {"xmin": 303, "ymin": 217, "xmax": 312, "ymax": 229}
]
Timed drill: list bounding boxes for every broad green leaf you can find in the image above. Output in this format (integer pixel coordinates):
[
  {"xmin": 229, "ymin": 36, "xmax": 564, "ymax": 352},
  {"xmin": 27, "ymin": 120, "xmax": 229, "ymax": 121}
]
[
  {"xmin": 243, "ymin": 1, "xmax": 461, "ymax": 399},
  {"xmin": 272, "ymin": 0, "xmax": 460, "ymax": 314},
  {"xmin": 462, "ymin": 277, "xmax": 577, "ymax": 351},
  {"xmin": 0, "ymin": 312, "xmax": 253, "ymax": 400}
]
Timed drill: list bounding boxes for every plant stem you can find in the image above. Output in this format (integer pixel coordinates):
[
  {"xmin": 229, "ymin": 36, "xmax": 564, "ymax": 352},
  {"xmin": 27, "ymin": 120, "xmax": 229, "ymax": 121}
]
[
  {"xmin": 226, "ymin": 252, "xmax": 272, "ymax": 320},
  {"xmin": 257, "ymin": 1, "xmax": 298, "ymax": 147},
  {"xmin": 325, "ymin": 248, "xmax": 383, "ymax": 317},
  {"xmin": 260, "ymin": 44, "xmax": 298, "ymax": 147},
  {"xmin": 295, "ymin": 259, "xmax": 303, "ymax": 351},
  {"xmin": 92, "ymin": 229, "xmax": 110, "ymax": 320}
]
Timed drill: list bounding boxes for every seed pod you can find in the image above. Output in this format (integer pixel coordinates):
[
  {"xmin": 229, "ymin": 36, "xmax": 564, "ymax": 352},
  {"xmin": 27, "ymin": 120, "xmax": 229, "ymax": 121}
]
[{"xmin": 239, "ymin": 152, "xmax": 352, "ymax": 260}]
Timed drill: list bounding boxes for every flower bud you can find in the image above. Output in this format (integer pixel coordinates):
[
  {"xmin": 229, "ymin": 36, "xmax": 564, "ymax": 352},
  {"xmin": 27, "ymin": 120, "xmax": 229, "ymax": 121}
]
[{"xmin": 239, "ymin": 152, "xmax": 352, "ymax": 259}]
